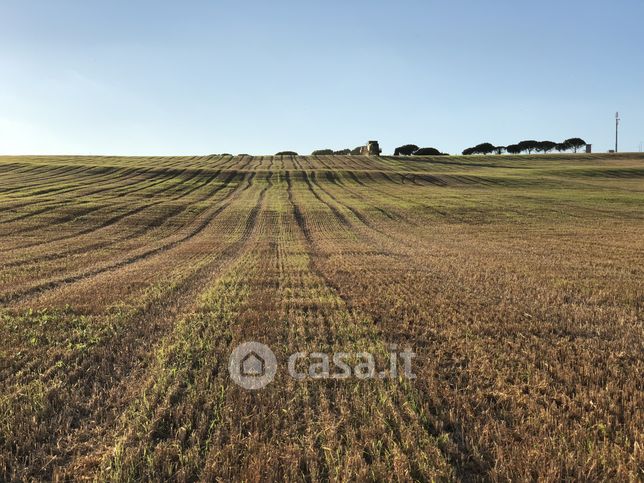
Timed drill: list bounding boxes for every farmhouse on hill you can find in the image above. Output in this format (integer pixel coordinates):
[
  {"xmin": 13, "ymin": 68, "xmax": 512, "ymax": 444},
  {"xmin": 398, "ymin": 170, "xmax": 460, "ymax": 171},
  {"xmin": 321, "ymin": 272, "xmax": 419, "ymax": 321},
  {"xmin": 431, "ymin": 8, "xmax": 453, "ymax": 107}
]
[{"xmin": 360, "ymin": 140, "xmax": 381, "ymax": 156}]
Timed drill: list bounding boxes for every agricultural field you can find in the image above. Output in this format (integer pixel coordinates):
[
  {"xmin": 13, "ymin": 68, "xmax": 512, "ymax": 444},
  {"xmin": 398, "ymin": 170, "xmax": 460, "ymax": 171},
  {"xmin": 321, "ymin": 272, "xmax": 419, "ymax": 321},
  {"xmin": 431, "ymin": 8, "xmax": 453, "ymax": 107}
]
[{"xmin": 0, "ymin": 152, "xmax": 642, "ymax": 481}]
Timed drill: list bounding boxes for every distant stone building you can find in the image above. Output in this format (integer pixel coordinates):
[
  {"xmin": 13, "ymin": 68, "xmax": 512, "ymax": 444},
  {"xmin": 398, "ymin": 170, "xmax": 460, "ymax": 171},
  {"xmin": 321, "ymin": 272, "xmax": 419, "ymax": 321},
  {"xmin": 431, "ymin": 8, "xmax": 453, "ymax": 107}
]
[{"xmin": 360, "ymin": 140, "xmax": 381, "ymax": 156}]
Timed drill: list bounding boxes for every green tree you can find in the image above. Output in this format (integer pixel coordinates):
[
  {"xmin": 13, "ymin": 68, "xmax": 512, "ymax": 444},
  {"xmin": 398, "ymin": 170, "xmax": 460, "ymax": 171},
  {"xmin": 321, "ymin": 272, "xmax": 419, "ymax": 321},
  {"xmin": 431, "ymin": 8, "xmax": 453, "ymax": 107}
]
[
  {"xmin": 463, "ymin": 143, "xmax": 495, "ymax": 155},
  {"xmin": 394, "ymin": 144, "xmax": 419, "ymax": 156},
  {"xmin": 536, "ymin": 141, "xmax": 557, "ymax": 154},
  {"xmin": 413, "ymin": 147, "xmax": 442, "ymax": 156},
  {"xmin": 564, "ymin": 138, "xmax": 587, "ymax": 153},
  {"xmin": 474, "ymin": 143, "xmax": 496, "ymax": 155},
  {"xmin": 518, "ymin": 140, "xmax": 539, "ymax": 154}
]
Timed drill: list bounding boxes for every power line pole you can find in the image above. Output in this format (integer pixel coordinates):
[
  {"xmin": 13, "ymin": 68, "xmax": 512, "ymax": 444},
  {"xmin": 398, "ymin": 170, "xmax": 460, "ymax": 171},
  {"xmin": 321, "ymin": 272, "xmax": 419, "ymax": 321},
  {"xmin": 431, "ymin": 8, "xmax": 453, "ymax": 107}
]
[{"xmin": 615, "ymin": 112, "xmax": 620, "ymax": 153}]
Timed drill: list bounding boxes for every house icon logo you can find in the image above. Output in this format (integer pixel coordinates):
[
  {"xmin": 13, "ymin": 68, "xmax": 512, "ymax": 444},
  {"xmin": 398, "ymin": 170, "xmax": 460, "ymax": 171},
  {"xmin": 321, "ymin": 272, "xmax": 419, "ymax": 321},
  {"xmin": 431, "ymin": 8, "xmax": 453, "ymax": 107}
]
[
  {"xmin": 229, "ymin": 342, "xmax": 277, "ymax": 390},
  {"xmin": 240, "ymin": 351, "xmax": 265, "ymax": 377}
]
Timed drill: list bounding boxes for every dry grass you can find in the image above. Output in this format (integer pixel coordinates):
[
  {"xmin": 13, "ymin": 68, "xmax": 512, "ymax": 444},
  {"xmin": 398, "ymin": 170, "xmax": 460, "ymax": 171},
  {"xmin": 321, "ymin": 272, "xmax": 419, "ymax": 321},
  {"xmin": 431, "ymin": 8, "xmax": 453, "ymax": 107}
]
[{"xmin": 0, "ymin": 153, "xmax": 642, "ymax": 481}]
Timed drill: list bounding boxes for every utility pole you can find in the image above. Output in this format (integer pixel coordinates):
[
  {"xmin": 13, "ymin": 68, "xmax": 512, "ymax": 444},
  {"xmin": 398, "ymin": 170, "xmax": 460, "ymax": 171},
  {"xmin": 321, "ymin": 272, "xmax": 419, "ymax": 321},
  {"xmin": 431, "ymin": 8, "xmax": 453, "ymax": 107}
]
[{"xmin": 615, "ymin": 112, "xmax": 620, "ymax": 153}]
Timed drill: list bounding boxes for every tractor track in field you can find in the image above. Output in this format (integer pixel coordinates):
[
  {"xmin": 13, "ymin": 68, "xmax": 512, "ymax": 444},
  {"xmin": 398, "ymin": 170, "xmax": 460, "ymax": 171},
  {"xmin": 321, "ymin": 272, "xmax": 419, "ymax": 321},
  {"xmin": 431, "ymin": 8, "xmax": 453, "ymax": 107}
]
[
  {"xmin": 0, "ymin": 169, "xmax": 233, "ymax": 268},
  {"xmin": 285, "ymin": 170, "xmax": 351, "ymax": 376},
  {"xmin": 1, "ymin": 163, "xmax": 208, "ymax": 208},
  {"xmin": 0, "ymin": 166, "xmax": 162, "ymax": 218},
  {"xmin": 358, "ymin": 170, "xmax": 452, "ymax": 219},
  {"xmin": 0, "ymin": 165, "xmax": 145, "ymax": 202},
  {"xmin": 328, "ymin": 169, "xmax": 400, "ymax": 221},
  {"xmin": 296, "ymin": 170, "xmax": 407, "ymax": 291},
  {"xmin": 291, "ymin": 166, "xmax": 495, "ymax": 481},
  {"xmin": 0, "ymin": 165, "xmax": 185, "ymax": 215},
  {"xmin": 285, "ymin": 171, "xmax": 346, "ymax": 299},
  {"xmin": 80, "ymin": 202, "xmax": 271, "ymax": 481},
  {"xmin": 287, "ymin": 169, "xmax": 450, "ymax": 482},
  {"xmin": 321, "ymin": 169, "xmax": 406, "ymax": 223},
  {"xmin": 0, "ymin": 164, "xmax": 93, "ymax": 193},
  {"xmin": 300, "ymin": 168, "xmax": 422, "ymax": 258},
  {"xmin": 0, "ymin": 162, "xmax": 34, "ymax": 175},
  {"xmin": 2, "ymin": 166, "xmax": 205, "ymax": 237},
  {"xmin": 308, "ymin": 171, "xmax": 419, "ymax": 251},
  {"xmin": 1, "ymin": 159, "xmax": 255, "ymax": 252},
  {"xmin": 287, "ymin": 169, "xmax": 484, "ymax": 481},
  {"xmin": 300, "ymin": 170, "xmax": 352, "ymax": 229},
  {"xmin": 380, "ymin": 171, "xmax": 404, "ymax": 185},
  {"xmin": 0, "ymin": 165, "xmax": 149, "ymax": 203},
  {"xmin": 0, "ymin": 169, "xmax": 256, "ymax": 306},
  {"xmin": 17, "ymin": 168, "xmax": 219, "ymax": 246},
  {"xmin": 0, "ymin": 170, "xmax": 263, "ymax": 384},
  {"xmin": 1, "ymin": 174, "xmax": 275, "ymax": 481},
  {"xmin": 0, "ymin": 166, "xmax": 81, "ymax": 193},
  {"xmin": 346, "ymin": 169, "xmax": 366, "ymax": 186}
]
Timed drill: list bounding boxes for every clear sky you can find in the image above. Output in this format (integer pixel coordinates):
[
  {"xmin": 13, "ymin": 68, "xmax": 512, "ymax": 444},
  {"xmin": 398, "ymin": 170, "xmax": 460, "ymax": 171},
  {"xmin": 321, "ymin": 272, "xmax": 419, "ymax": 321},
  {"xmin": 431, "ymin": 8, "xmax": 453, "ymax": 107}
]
[{"xmin": 1, "ymin": 0, "xmax": 643, "ymax": 156}]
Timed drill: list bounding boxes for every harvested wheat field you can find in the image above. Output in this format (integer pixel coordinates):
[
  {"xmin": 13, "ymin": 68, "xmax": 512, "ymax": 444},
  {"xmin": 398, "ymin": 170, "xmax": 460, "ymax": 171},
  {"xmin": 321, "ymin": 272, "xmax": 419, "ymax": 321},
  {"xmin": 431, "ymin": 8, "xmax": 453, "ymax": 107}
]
[{"xmin": 0, "ymin": 153, "xmax": 642, "ymax": 481}]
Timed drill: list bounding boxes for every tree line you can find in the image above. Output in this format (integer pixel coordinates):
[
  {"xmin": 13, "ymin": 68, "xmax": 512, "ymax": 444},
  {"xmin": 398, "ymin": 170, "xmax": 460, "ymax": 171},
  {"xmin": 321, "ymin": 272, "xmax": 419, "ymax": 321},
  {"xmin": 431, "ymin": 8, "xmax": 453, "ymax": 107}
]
[
  {"xmin": 254, "ymin": 137, "xmax": 590, "ymax": 157},
  {"xmin": 311, "ymin": 144, "xmax": 449, "ymax": 156},
  {"xmin": 275, "ymin": 148, "xmax": 361, "ymax": 155},
  {"xmin": 462, "ymin": 138, "xmax": 587, "ymax": 155},
  {"xmin": 279, "ymin": 146, "xmax": 446, "ymax": 156},
  {"xmin": 311, "ymin": 149, "xmax": 353, "ymax": 155},
  {"xmin": 392, "ymin": 145, "xmax": 447, "ymax": 156}
]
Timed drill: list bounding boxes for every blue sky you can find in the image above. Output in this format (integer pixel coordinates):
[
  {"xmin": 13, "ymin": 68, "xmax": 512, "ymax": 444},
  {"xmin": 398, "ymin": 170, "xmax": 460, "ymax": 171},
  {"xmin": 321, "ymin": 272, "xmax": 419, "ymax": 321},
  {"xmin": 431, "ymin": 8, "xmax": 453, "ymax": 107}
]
[{"xmin": 1, "ymin": 0, "xmax": 642, "ymax": 155}]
